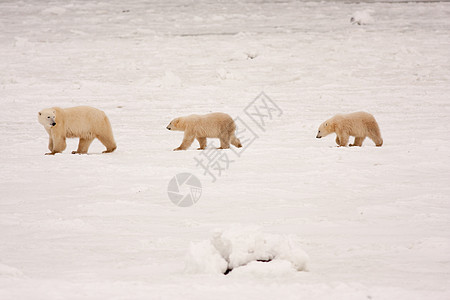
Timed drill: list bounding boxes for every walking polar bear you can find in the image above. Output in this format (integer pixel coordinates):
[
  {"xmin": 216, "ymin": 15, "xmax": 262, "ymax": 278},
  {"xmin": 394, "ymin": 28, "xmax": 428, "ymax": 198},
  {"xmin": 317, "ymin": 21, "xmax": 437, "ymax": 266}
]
[
  {"xmin": 38, "ymin": 106, "xmax": 116, "ymax": 155},
  {"xmin": 166, "ymin": 112, "xmax": 242, "ymax": 151},
  {"xmin": 316, "ymin": 111, "xmax": 383, "ymax": 147}
]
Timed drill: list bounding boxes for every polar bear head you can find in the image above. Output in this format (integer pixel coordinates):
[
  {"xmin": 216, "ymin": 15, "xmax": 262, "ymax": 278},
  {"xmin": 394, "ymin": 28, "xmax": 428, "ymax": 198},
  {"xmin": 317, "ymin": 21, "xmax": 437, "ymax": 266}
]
[
  {"xmin": 38, "ymin": 108, "xmax": 57, "ymax": 129},
  {"xmin": 316, "ymin": 120, "xmax": 333, "ymax": 138},
  {"xmin": 166, "ymin": 117, "xmax": 185, "ymax": 131}
]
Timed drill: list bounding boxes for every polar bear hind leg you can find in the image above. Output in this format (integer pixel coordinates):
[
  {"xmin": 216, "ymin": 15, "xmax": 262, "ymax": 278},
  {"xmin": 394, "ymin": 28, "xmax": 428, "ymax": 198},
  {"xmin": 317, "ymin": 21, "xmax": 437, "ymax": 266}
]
[
  {"xmin": 218, "ymin": 132, "xmax": 231, "ymax": 149},
  {"xmin": 230, "ymin": 133, "xmax": 242, "ymax": 148},
  {"xmin": 369, "ymin": 134, "xmax": 383, "ymax": 147},
  {"xmin": 97, "ymin": 118, "xmax": 117, "ymax": 153},
  {"xmin": 367, "ymin": 127, "xmax": 383, "ymax": 146},
  {"xmin": 97, "ymin": 134, "xmax": 116, "ymax": 153}
]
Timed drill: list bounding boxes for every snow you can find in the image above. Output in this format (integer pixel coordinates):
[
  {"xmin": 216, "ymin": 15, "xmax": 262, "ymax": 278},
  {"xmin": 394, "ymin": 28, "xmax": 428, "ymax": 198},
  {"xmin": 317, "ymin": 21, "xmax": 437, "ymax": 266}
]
[
  {"xmin": 186, "ymin": 227, "xmax": 308, "ymax": 274},
  {"xmin": 185, "ymin": 240, "xmax": 228, "ymax": 274},
  {"xmin": 1, "ymin": 0, "xmax": 450, "ymax": 299}
]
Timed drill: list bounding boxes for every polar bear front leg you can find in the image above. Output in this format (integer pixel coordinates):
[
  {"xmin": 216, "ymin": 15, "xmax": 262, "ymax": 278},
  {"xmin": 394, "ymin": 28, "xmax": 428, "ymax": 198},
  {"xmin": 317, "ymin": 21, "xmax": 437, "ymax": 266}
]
[
  {"xmin": 48, "ymin": 136, "xmax": 53, "ymax": 152},
  {"xmin": 174, "ymin": 132, "xmax": 195, "ymax": 151},
  {"xmin": 350, "ymin": 137, "xmax": 365, "ymax": 147},
  {"xmin": 72, "ymin": 138, "xmax": 94, "ymax": 154},
  {"xmin": 46, "ymin": 135, "xmax": 66, "ymax": 155},
  {"xmin": 196, "ymin": 137, "xmax": 207, "ymax": 150},
  {"xmin": 336, "ymin": 133, "xmax": 349, "ymax": 147}
]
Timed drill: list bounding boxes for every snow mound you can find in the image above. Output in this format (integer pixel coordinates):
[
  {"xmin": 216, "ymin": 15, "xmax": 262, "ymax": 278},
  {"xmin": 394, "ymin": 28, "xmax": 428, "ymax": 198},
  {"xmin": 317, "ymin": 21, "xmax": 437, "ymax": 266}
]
[
  {"xmin": 350, "ymin": 10, "xmax": 374, "ymax": 25},
  {"xmin": 185, "ymin": 240, "xmax": 228, "ymax": 274},
  {"xmin": 227, "ymin": 50, "xmax": 259, "ymax": 61},
  {"xmin": 14, "ymin": 37, "xmax": 30, "ymax": 48},
  {"xmin": 216, "ymin": 68, "xmax": 235, "ymax": 80},
  {"xmin": 41, "ymin": 7, "xmax": 66, "ymax": 15},
  {"xmin": 228, "ymin": 260, "xmax": 296, "ymax": 278},
  {"xmin": 185, "ymin": 226, "xmax": 309, "ymax": 275},
  {"xmin": 0, "ymin": 263, "xmax": 24, "ymax": 278},
  {"xmin": 159, "ymin": 71, "xmax": 182, "ymax": 88}
]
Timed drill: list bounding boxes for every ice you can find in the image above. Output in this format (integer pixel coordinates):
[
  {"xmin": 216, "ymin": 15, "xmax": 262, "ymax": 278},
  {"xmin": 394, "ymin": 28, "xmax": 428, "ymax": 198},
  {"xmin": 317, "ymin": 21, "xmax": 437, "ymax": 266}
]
[
  {"xmin": 216, "ymin": 68, "xmax": 236, "ymax": 80},
  {"xmin": 186, "ymin": 227, "xmax": 308, "ymax": 274},
  {"xmin": 350, "ymin": 10, "xmax": 374, "ymax": 25},
  {"xmin": 185, "ymin": 240, "xmax": 228, "ymax": 274},
  {"xmin": 160, "ymin": 71, "xmax": 183, "ymax": 88},
  {"xmin": 213, "ymin": 227, "xmax": 309, "ymax": 272},
  {"xmin": 41, "ymin": 7, "xmax": 66, "ymax": 16},
  {"xmin": 0, "ymin": 263, "xmax": 23, "ymax": 278},
  {"xmin": 228, "ymin": 260, "xmax": 297, "ymax": 278}
]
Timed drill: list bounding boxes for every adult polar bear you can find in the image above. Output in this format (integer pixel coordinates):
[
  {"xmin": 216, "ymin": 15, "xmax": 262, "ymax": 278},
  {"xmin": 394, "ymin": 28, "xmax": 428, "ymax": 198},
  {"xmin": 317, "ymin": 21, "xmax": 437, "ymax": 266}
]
[
  {"xmin": 167, "ymin": 112, "xmax": 242, "ymax": 151},
  {"xmin": 316, "ymin": 111, "xmax": 383, "ymax": 147},
  {"xmin": 38, "ymin": 106, "xmax": 116, "ymax": 155}
]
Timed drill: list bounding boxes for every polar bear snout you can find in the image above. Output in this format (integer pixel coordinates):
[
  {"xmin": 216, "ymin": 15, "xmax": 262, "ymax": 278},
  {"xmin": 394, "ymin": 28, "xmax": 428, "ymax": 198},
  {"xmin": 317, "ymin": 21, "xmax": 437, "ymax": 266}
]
[
  {"xmin": 167, "ymin": 120, "xmax": 178, "ymax": 130},
  {"xmin": 47, "ymin": 116, "xmax": 56, "ymax": 127},
  {"xmin": 316, "ymin": 131, "xmax": 322, "ymax": 138}
]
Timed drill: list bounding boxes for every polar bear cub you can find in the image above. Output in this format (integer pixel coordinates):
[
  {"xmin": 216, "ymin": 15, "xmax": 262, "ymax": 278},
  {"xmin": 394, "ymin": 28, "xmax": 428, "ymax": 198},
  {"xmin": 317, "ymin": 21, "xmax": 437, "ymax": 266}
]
[
  {"xmin": 316, "ymin": 111, "xmax": 383, "ymax": 147},
  {"xmin": 38, "ymin": 106, "xmax": 117, "ymax": 155},
  {"xmin": 167, "ymin": 112, "xmax": 242, "ymax": 151}
]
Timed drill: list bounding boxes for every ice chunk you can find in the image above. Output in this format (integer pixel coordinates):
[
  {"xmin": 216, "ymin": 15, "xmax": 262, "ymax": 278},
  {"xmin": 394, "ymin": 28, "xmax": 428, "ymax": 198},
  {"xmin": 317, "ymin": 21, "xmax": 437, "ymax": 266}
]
[
  {"xmin": 350, "ymin": 10, "xmax": 374, "ymax": 25},
  {"xmin": 184, "ymin": 240, "xmax": 228, "ymax": 274},
  {"xmin": 185, "ymin": 226, "xmax": 308, "ymax": 275}
]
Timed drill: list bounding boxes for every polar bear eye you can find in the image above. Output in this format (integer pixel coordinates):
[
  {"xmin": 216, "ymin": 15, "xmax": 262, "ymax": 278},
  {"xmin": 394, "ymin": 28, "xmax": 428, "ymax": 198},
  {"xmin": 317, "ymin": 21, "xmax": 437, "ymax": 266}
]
[{"xmin": 47, "ymin": 116, "xmax": 50, "ymax": 118}]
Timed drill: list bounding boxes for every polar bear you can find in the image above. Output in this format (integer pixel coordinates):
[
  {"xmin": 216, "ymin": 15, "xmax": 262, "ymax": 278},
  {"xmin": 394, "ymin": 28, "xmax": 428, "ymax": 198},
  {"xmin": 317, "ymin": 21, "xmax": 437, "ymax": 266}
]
[
  {"xmin": 38, "ymin": 106, "xmax": 117, "ymax": 155},
  {"xmin": 166, "ymin": 112, "xmax": 242, "ymax": 151},
  {"xmin": 316, "ymin": 111, "xmax": 383, "ymax": 147}
]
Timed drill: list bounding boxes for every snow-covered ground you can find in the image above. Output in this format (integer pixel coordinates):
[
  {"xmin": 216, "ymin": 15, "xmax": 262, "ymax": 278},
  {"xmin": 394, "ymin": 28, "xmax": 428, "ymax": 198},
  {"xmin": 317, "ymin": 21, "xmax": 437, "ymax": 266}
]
[{"xmin": 1, "ymin": 0, "xmax": 450, "ymax": 299}]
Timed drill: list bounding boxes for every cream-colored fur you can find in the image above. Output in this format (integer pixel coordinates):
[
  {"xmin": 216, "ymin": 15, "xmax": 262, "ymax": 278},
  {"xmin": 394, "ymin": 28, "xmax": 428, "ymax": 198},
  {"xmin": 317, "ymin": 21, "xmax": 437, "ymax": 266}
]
[
  {"xmin": 166, "ymin": 112, "xmax": 242, "ymax": 151},
  {"xmin": 38, "ymin": 106, "xmax": 117, "ymax": 155},
  {"xmin": 316, "ymin": 111, "xmax": 383, "ymax": 147}
]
